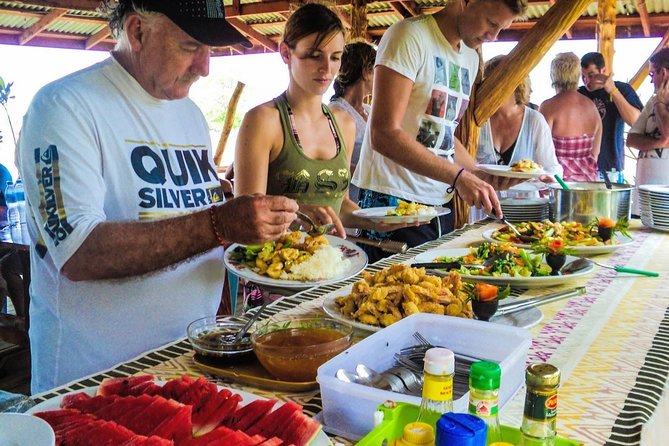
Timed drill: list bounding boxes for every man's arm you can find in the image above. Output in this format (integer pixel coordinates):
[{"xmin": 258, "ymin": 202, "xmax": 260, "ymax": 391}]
[
  {"xmin": 61, "ymin": 195, "xmax": 298, "ymax": 281},
  {"xmin": 610, "ymin": 83, "xmax": 642, "ymax": 126},
  {"xmin": 369, "ymin": 66, "xmax": 501, "ymax": 215}
]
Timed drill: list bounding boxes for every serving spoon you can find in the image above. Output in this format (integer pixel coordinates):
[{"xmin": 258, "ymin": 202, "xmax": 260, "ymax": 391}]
[{"xmin": 295, "ymin": 210, "xmax": 336, "ymax": 236}]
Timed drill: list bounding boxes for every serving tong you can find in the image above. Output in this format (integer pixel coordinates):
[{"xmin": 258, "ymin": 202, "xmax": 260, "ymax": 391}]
[{"xmin": 295, "ymin": 210, "xmax": 335, "ymax": 236}]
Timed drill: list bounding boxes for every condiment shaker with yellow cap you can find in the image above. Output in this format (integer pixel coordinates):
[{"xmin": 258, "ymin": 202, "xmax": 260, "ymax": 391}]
[{"xmin": 391, "ymin": 421, "xmax": 436, "ymax": 446}]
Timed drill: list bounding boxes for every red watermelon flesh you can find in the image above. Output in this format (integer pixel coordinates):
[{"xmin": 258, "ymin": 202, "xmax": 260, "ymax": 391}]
[
  {"xmin": 94, "ymin": 395, "xmax": 154, "ymax": 424},
  {"xmin": 123, "ymin": 396, "xmax": 186, "ymax": 436},
  {"xmin": 98, "ymin": 375, "xmax": 156, "ymax": 397},
  {"xmin": 191, "ymin": 387, "xmax": 231, "ymax": 430},
  {"xmin": 160, "ymin": 375, "xmax": 195, "ymax": 401},
  {"xmin": 115, "ymin": 395, "xmax": 160, "ymax": 426},
  {"xmin": 258, "ymin": 438, "xmax": 285, "ymax": 446},
  {"xmin": 193, "ymin": 390, "xmax": 241, "ymax": 436},
  {"xmin": 273, "ymin": 410, "xmax": 304, "ymax": 443},
  {"xmin": 150, "ymin": 404, "xmax": 192, "ymax": 441},
  {"xmin": 62, "ymin": 393, "xmax": 118, "ymax": 413},
  {"xmin": 127, "ymin": 380, "xmax": 163, "ymax": 396},
  {"xmin": 178, "ymin": 377, "xmax": 213, "ymax": 406},
  {"xmin": 177, "ymin": 425, "xmax": 235, "ymax": 446},
  {"xmin": 228, "ymin": 399, "xmax": 278, "ymax": 432},
  {"xmin": 245, "ymin": 401, "xmax": 302, "ymax": 438},
  {"xmin": 282, "ymin": 412, "xmax": 321, "ymax": 446},
  {"xmin": 61, "ymin": 391, "xmax": 92, "ymax": 408}
]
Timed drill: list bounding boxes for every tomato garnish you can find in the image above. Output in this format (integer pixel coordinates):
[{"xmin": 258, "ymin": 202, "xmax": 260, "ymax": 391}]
[{"xmin": 474, "ymin": 283, "xmax": 499, "ymax": 301}]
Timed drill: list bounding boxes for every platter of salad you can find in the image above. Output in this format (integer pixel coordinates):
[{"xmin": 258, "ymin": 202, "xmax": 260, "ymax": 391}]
[
  {"xmin": 413, "ymin": 243, "xmax": 594, "ymax": 288},
  {"xmin": 353, "ymin": 200, "xmax": 450, "ymax": 224},
  {"xmin": 482, "ymin": 218, "xmax": 633, "ymax": 255}
]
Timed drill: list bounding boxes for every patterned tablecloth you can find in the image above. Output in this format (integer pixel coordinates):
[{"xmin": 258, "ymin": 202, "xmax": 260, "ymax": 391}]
[{"xmin": 31, "ymin": 220, "xmax": 669, "ymax": 445}]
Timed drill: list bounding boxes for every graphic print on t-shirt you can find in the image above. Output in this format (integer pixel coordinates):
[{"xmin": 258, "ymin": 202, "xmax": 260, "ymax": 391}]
[
  {"xmin": 446, "ymin": 94, "xmax": 458, "ymax": 121},
  {"xmin": 448, "ymin": 62, "xmax": 461, "ymax": 92},
  {"xmin": 426, "ymin": 89, "xmax": 447, "ymax": 118},
  {"xmin": 129, "ymin": 140, "xmax": 224, "ymax": 219},
  {"xmin": 439, "ymin": 125, "xmax": 455, "ymax": 158},
  {"xmin": 457, "ymin": 99, "xmax": 470, "ymax": 122},
  {"xmin": 416, "ymin": 119, "xmax": 441, "ymax": 148},
  {"xmin": 434, "ymin": 56, "xmax": 448, "ymax": 86},
  {"xmin": 34, "ymin": 145, "xmax": 74, "ymax": 247},
  {"xmin": 461, "ymin": 67, "xmax": 471, "ymax": 95}
]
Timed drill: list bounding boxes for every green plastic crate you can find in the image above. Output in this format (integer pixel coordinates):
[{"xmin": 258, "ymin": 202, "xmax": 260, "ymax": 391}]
[{"xmin": 357, "ymin": 402, "xmax": 583, "ymax": 445}]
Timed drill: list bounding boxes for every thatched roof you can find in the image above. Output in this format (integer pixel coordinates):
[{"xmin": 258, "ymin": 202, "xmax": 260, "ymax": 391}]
[{"xmin": 1, "ymin": 0, "xmax": 669, "ymax": 56}]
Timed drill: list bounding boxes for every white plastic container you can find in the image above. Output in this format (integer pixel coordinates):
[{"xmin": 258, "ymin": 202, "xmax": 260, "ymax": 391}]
[{"xmin": 316, "ymin": 313, "xmax": 532, "ymax": 439}]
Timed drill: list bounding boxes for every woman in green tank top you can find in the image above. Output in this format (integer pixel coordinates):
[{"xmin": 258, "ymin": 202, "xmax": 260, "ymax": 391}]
[{"xmin": 234, "ymin": 3, "xmax": 414, "ymax": 238}]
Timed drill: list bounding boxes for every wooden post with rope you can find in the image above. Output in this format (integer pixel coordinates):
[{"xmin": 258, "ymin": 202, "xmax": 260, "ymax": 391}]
[{"xmin": 214, "ymin": 80, "xmax": 246, "ymax": 168}]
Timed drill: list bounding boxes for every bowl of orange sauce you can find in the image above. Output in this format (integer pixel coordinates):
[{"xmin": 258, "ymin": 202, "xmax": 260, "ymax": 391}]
[{"xmin": 251, "ymin": 317, "xmax": 353, "ymax": 382}]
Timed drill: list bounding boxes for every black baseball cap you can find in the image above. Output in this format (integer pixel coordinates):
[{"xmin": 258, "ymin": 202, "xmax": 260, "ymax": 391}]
[{"xmin": 138, "ymin": 0, "xmax": 252, "ymax": 48}]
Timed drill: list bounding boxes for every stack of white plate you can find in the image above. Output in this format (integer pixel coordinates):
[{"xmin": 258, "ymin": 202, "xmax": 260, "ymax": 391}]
[
  {"xmin": 638, "ymin": 185, "xmax": 669, "ymax": 232},
  {"xmin": 500, "ymin": 197, "xmax": 550, "ymax": 222}
]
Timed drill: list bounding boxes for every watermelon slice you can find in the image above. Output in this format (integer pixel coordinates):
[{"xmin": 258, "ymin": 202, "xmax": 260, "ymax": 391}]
[
  {"xmin": 177, "ymin": 425, "xmax": 235, "ymax": 446},
  {"xmin": 97, "ymin": 375, "xmax": 156, "ymax": 397},
  {"xmin": 150, "ymin": 404, "xmax": 192, "ymax": 441},
  {"xmin": 245, "ymin": 402, "xmax": 302, "ymax": 438},
  {"xmin": 127, "ymin": 379, "xmax": 163, "ymax": 396},
  {"xmin": 281, "ymin": 413, "xmax": 322, "ymax": 446},
  {"xmin": 257, "ymin": 438, "xmax": 285, "ymax": 446},
  {"xmin": 160, "ymin": 375, "xmax": 195, "ymax": 401},
  {"xmin": 193, "ymin": 390, "xmax": 241, "ymax": 436},
  {"xmin": 228, "ymin": 399, "xmax": 278, "ymax": 432}
]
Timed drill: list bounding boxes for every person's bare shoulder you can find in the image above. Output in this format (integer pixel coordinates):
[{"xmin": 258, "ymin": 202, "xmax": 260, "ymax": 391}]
[{"xmin": 330, "ymin": 107, "xmax": 356, "ymax": 135}]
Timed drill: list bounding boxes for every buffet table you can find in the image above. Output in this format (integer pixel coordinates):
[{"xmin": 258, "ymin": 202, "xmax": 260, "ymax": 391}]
[{"xmin": 31, "ymin": 220, "xmax": 669, "ymax": 446}]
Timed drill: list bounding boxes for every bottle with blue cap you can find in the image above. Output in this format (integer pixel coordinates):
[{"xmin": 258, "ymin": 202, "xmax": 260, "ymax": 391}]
[
  {"xmin": 468, "ymin": 360, "xmax": 502, "ymax": 444},
  {"xmin": 435, "ymin": 412, "xmax": 487, "ymax": 445},
  {"xmin": 416, "ymin": 348, "xmax": 455, "ymax": 423}
]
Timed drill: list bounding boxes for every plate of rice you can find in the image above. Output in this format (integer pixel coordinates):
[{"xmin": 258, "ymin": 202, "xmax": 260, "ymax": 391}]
[{"xmin": 224, "ymin": 232, "xmax": 368, "ymax": 289}]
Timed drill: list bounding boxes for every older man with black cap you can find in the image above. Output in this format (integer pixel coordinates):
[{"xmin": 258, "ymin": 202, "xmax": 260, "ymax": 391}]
[{"xmin": 16, "ymin": 0, "xmax": 299, "ymax": 393}]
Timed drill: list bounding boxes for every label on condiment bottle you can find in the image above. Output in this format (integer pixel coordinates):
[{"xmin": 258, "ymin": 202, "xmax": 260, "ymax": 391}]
[
  {"xmin": 523, "ymin": 388, "xmax": 558, "ymax": 422},
  {"xmin": 468, "ymin": 394, "xmax": 499, "ymax": 417},
  {"xmin": 423, "ymin": 376, "xmax": 453, "ymax": 401}
]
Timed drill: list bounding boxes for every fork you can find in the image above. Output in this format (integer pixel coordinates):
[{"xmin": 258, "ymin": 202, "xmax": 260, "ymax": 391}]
[{"xmin": 295, "ymin": 210, "xmax": 336, "ymax": 236}]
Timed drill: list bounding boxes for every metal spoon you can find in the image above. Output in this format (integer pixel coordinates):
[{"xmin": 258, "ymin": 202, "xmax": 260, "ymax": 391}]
[
  {"xmin": 233, "ymin": 302, "xmax": 268, "ymax": 343},
  {"xmin": 295, "ymin": 210, "xmax": 336, "ymax": 236}
]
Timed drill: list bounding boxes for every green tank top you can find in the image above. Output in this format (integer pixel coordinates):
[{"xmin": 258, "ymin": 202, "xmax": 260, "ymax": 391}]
[{"xmin": 267, "ymin": 93, "xmax": 350, "ymax": 214}]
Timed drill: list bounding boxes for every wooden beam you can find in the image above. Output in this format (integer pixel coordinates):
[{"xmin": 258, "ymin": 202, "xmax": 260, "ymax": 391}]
[
  {"xmin": 19, "ymin": 7, "xmax": 67, "ymax": 45},
  {"xmin": 636, "ymin": 0, "xmax": 652, "ymax": 37},
  {"xmin": 597, "ymin": 0, "xmax": 616, "ymax": 70},
  {"xmin": 474, "ymin": 0, "xmax": 593, "ymax": 126},
  {"xmin": 548, "ymin": 0, "xmax": 572, "ymax": 39},
  {"xmin": 398, "ymin": 1, "xmax": 419, "ymax": 16},
  {"xmin": 85, "ymin": 25, "xmax": 110, "ymax": 49},
  {"xmin": 350, "ymin": 0, "xmax": 371, "ymax": 40},
  {"xmin": 227, "ymin": 17, "xmax": 278, "ymax": 51},
  {"xmin": 388, "ymin": 2, "xmax": 411, "ymax": 19},
  {"xmin": 629, "ymin": 27, "xmax": 669, "ymax": 89},
  {"xmin": 14, "ymin": 0, "xmax": 98, "ymax": 10}
]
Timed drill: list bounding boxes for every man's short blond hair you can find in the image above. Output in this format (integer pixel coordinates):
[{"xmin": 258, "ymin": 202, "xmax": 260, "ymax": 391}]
[{"xmin": 551, "ymin": 52, "xmax": 581, "ymax": 91}]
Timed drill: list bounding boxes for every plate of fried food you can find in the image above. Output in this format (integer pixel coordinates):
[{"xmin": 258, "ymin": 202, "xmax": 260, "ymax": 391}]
[
  {"xmin": 322, "ymin": 263, "xmax": 473, "ymax": 332},
  {"xmin": 352, "ymin": 199, "xmax": 450, "ymax": 224},
  {"xmin": 224, "ymin": 231, "xmax": 367, "ymax": 289},
  {"xmin": 483, "ymin": 219, "xmax": 633, "ymax": 255},
  {"xmin": 476, "ymin": 159, "xmax": 547, "ymax": 179},
  {"xmin": 412, "ymin": 244, "xmax": 594, "ymax": 288}
]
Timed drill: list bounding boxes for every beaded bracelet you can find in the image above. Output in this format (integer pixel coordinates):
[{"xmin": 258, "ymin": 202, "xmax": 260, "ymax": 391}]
[
  {"xmin": 609, "ymin": 87, "xmax": 619, "ymax": 101},
  {"xmin": 208, "ymin": 206, "xmax": 225, "ymax": 245},
  {"xmin": 446, "ymin": 167, "xmax": 465, "ymax": 194}
]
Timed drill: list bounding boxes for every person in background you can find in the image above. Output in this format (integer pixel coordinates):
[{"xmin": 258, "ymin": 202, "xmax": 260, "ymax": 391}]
[
  {"xmin": 351, "ymin": 0, "xmax": 527, "ymax": 263},
  {"xmin": 579, "ymin": 51, "xmax": 643, "ymax": 182},
  {"xmin": 329, "ymin": 41, "xmax": 376, "ymax": 205},
  {"xmin": 16, "ymin": 0, "xmax": 298, "ymax": 393},
  {"xmin": 540, "ymin": 52, "xmax": 602, "ymax": 182},
  {"xmin": 234, "ymin": 4, "xmax": 411, "ymax": 238},
  {"xmin": 0, "ymin": 163, "xmax": 11, "ymax": 207},
  {"xmin": 476, "ymin": 55, "xmax": 562, "ymax": 176},
  {"xmin": 626, "ymin": 48, "xmax": 669, "ymax": 214}
]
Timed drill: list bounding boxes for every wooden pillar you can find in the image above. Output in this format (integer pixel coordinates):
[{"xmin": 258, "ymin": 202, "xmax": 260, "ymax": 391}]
[
  {"xmin": 597, "ymin": 0, "xmax": 616, "ymax": 70},
  {"xmin": 214, "ymin": 81, "xmax": 245, "ymax": 167},
  {"xmin": 350, "ymin": 0, "xmax": 368, "ymax": 40}
]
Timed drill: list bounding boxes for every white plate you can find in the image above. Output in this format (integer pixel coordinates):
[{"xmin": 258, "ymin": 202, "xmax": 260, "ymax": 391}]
[
  {"xmin": 476, "ymin": 164, "xmax": 548, "ymax": 179},
  {"xmin": 351, "ymin": 206, "xmax": 450, "ymax": 224},
  {"xmin": 28, "ymin": 383, "xmax": 331, "ymax": 446},
  {"xmin": 322, "ymin": 286, "xmax": 543, "ymax": 330},
  {"xmin": 413, "ymin": 248, "xmax": 594, "ymax": 288},
  {"xmin": 0, "ymin": 413, "xmax": 55, "ymax": 446},
  {"xmin": 481, "ymin": 228, "xmax": 634, "ymax": 256},
  {"xmin": 224, "ymin": 234, "xmax": 367, "ymax": 290}
]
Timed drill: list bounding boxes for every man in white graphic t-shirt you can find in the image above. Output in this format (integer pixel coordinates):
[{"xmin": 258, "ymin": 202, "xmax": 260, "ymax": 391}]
[
  {"xmin": 352, "ymin": 0, "xmax": 527, "ymax": 263},
  {"xmin": 17, "ymin": 0, "xmax": 299, "ymax": 393}
]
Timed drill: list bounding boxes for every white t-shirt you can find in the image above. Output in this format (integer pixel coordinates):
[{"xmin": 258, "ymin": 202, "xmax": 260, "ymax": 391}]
[
  {"xmin": 476, "ymin": 106, "xmax": 563, "ymax": 175},
  {"xmin": 17, "ymin": 57, "xmax": 226, "ymax": 393},
  {"xmin": 628, "ymin": 96, "xmax": 669, "ymax": 213},
  {"xmin": 352, "ymin": 14, "xmax": 479, "ymax": 205}
]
